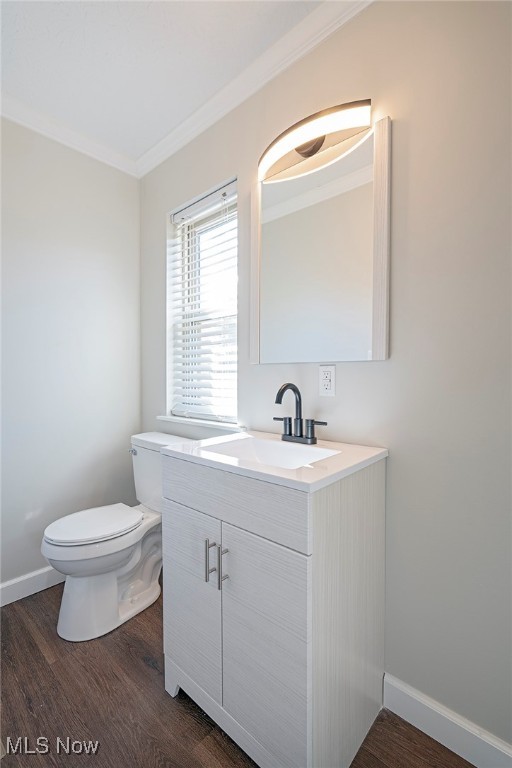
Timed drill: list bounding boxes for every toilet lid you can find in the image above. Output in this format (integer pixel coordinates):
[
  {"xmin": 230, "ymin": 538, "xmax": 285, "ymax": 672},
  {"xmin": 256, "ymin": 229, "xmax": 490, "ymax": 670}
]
[{"xmin": 43, "ymin": 503, "xmax": 144, "ymax": 546}]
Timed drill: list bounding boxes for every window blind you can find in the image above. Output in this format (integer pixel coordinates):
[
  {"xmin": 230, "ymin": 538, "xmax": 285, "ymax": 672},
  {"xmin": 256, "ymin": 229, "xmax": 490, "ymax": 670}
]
[{"xmin": 167, "ymin": 181, "xmax": 237, "ymax": 423}]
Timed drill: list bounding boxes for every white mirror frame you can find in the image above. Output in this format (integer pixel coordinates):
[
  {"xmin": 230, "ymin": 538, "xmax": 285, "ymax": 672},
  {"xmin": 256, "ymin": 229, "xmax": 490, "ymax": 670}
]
[{"xmin": 250, "ymin": 115, "xmax": 391, "ymax": 364}]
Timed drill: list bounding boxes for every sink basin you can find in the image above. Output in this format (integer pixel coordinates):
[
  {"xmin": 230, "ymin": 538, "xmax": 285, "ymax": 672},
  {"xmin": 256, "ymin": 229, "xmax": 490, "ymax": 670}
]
[{"xmin": 202, "ymin": 435, "xmax": 340, "ymax": 470}]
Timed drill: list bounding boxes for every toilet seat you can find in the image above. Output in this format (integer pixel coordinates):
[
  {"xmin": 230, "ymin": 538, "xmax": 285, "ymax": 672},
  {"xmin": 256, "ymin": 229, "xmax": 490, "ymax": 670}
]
[{"xmin": 43, "ymin": 503, "xmax": 144, "ymax": 546}]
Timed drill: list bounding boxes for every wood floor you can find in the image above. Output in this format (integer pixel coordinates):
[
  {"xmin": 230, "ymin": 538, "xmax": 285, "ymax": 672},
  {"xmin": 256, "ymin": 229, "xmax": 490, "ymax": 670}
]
[{"xmin": 1, "ymin": 585, "xmax": 475, "ymax": 768}]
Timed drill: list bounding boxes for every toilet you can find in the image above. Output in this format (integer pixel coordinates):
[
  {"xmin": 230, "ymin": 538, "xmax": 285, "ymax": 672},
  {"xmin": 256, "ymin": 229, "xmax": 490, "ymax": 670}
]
[{"xmin": 41, "ymin": 432, "xmax": 190, "ymax": 642}]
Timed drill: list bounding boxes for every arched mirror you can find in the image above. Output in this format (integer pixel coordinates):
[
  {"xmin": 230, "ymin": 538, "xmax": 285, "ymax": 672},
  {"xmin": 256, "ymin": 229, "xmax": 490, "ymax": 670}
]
[{"xmin": 251, "ymin": 112, "xmax": 391, "ymax": 363}]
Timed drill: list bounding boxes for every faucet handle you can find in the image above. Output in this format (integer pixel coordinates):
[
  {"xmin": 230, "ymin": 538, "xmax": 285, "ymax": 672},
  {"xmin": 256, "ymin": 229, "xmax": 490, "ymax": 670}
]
[
  {"xmin": 305, "ymin": 419, "xmax": 327, "ymax": 441},
  {"xmin": 273, "ymin": 416, "xmax": 292, "ymax": 436}
]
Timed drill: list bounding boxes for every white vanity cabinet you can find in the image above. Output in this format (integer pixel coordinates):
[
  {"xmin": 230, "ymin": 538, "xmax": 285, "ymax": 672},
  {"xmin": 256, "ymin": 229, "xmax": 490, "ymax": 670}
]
[{"xmin": 162, "ymin": 442, "xmax": 386, "ymax": 768}]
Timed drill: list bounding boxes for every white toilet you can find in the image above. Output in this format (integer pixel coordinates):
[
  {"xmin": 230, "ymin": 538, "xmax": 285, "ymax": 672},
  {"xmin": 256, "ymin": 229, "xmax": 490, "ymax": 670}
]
[{"xmin": 41, "ymin": 432, "xmax": 190, "ymax": 642}]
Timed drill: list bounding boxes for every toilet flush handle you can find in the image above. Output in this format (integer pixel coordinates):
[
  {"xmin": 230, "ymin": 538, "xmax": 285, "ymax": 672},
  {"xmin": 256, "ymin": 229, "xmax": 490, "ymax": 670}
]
[{"xmin": 128, "ymin": 448, "xmax": 137, "ymax": 455}]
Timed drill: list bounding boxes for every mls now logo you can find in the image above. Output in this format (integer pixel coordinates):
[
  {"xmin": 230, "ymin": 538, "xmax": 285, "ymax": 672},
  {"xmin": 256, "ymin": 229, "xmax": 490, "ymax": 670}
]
[{"xmin": 6, "ymin": 736, "xmax": 100, "ymax": 755}]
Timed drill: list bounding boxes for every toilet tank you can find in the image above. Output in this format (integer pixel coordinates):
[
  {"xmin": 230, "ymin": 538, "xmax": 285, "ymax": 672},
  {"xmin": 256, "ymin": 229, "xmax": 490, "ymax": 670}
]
[{"xmin": 131, "ymin": 432, "xmax": 192, "ymax": 513}]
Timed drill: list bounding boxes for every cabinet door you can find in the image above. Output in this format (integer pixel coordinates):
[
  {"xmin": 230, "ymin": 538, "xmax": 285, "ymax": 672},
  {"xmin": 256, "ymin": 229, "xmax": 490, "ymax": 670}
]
[
  {"xmin": 162, "ymin": 500, "xmax": 222, "ymax": 703},
  {"xmin": 221, "ymin": 523, "xmax": 311, "ymax": 768}
]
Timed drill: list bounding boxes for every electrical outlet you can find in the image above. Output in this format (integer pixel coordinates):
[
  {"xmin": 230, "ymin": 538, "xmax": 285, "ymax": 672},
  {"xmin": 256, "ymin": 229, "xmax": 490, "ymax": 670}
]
[{"xmin": 319, "ymin": 365, "xmax": 335, "ymax": 397}]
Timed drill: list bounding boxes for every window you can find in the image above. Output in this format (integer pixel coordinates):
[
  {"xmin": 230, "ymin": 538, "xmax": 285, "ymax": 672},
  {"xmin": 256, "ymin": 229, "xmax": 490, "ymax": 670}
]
[{"xmin": 167, "ymin": 180, "xmax": 237, "ymax": 423}]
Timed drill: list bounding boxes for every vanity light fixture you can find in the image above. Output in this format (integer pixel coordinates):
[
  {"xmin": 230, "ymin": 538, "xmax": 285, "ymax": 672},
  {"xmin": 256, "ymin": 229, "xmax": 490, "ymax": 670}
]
[{"xmin": 258, "ymin": 99, "xmax": 372, "ymax": 183}]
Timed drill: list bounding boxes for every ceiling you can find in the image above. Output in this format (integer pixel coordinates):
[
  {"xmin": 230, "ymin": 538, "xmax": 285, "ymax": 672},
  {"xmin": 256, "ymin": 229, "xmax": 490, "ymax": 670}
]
[{"xmin": 1, "ymin": 1, "xmax": 370, "ymax": 177}]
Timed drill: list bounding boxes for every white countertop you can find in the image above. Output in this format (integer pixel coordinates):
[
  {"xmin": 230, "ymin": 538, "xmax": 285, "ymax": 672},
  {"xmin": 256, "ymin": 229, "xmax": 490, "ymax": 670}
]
[{"xmin": 161, "ymin": 430, "xmax": 388, "ymax": 491}]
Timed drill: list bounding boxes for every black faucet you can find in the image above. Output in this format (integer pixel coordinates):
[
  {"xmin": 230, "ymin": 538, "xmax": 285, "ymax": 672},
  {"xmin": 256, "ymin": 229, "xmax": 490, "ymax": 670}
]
[
  {"xmin": 274, "ymin": 382, "xmax": 327, "ymax": 445},
  {"xmin": 275, "ymin": 382, "xmax": 303, "ymax": 437}
]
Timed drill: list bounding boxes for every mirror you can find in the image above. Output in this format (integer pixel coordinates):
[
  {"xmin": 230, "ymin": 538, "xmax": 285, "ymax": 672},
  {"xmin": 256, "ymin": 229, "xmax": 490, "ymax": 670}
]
[{"xmin": 251, "ymin": 116, "xmax": 391, "ymax": 363}]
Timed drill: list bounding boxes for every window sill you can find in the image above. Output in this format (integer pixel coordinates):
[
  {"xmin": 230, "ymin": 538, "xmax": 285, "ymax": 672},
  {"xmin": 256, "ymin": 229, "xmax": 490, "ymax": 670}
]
[{"xmin": 157, "ymin": 414, "xmax": 244, "ymax": 434}]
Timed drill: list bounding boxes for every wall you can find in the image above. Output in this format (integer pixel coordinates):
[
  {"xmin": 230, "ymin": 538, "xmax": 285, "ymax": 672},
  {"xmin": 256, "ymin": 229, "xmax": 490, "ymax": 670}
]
[
  {"xmin": 1, "ymin": 119, "xmax": 141, "ymax": 589},
  {"xmin": 140, "ymin": 1, "xmax": 511, "ymax": 744}
]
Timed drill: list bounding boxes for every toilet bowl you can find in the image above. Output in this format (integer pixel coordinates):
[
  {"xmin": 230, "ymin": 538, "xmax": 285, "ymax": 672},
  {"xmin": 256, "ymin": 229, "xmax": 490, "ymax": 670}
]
[{"xmin": 41, "ymin": 432, "xmax": 190, "ymax": 642}]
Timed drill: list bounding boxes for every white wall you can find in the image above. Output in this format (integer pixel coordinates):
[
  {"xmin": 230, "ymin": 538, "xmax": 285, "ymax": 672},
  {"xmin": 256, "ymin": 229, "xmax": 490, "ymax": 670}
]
[
  {"xmin": 1, "ymin": 119, "xmax": 141, "ymax": 587},
  {"xmin": 140, "ymin": 1, "xmax": 511, "ymax": 744}
]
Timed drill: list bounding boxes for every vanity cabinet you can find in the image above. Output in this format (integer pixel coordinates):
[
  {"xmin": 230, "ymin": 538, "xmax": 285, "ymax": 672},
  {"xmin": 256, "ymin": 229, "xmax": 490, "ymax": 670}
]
[{"xmin": 162, "ymin": 450, "xmax": 386, "ymax": 768}]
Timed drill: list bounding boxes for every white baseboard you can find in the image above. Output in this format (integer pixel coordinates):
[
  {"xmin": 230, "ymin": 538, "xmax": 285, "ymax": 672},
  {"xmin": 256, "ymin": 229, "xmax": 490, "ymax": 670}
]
[
  {"xmin": 0, "ymin": 566, "xmax": 64, "ymax": 607},
  {"xmin": 384, "ymin": 673, "xmax": 512, "ymax": 768}
]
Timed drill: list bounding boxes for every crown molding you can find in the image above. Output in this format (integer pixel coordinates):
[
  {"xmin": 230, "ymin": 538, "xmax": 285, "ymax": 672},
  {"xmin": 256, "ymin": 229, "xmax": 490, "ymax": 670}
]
[
  {"xmin": 135, "ymin": 0, "xmax": 373, "ymax": 177},
  {"xmin": 1, "ymin": 94, "xmax": 139, "ymax": 177},
  {"xmin": 1, "ymin": 1, "xmax": 373, "ymax": 179}
]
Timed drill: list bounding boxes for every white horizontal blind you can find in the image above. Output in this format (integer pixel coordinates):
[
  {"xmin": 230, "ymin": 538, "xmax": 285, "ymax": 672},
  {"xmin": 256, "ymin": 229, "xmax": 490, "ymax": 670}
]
[{"xmin": 167, "ymin": 181, "xmax": 237, "ymax": 423}]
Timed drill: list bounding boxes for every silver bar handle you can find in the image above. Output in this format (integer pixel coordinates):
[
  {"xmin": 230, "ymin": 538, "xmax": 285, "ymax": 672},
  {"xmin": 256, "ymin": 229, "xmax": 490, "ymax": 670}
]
[
  {"xmin": 217, "ymin": 545, "xmax": 229, "ymax": 590},
  {"xmin": 205, "ymin": 539, "xmax": 217, "ymax": 582}
]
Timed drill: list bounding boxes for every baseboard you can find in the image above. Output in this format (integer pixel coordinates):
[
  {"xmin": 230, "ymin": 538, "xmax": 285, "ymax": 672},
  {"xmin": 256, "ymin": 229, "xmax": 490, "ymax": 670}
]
[
  {"xmin": 0, "ymin": 566, "xmax": 64, "ymax": 607},
  {"xmin": 384, "ymin": 673, "xmax": 512, "ymax": 768}
]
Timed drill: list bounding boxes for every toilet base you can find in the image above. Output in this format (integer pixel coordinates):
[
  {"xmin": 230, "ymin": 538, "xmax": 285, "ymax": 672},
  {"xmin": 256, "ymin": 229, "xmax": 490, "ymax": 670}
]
[
  {"xmin": 43, "ymin": 510, "xmax": 163, "ymax": 642},
  {"xmin": 57, "ymin": 571, "xmax": 161, "ymax": 642}
]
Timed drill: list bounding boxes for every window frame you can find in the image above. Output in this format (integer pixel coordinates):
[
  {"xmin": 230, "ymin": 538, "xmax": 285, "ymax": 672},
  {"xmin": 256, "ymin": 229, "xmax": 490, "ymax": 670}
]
[{"xmin": 166, "ymin": 181, "xmax": 238, "ymax": 426}]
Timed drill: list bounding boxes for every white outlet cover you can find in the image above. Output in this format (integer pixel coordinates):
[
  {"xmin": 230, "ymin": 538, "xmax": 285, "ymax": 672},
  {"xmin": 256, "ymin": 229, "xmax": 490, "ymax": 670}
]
[{"xmin": 319, "ymin": 365, "xmax": 335, "ymax": 397}]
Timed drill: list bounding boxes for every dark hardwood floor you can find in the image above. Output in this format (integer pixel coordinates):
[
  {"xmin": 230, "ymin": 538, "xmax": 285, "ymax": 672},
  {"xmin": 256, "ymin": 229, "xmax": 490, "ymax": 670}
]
[{"xmin": 1, "ymin": 585, "xmax": 474, "ymax": 768}]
